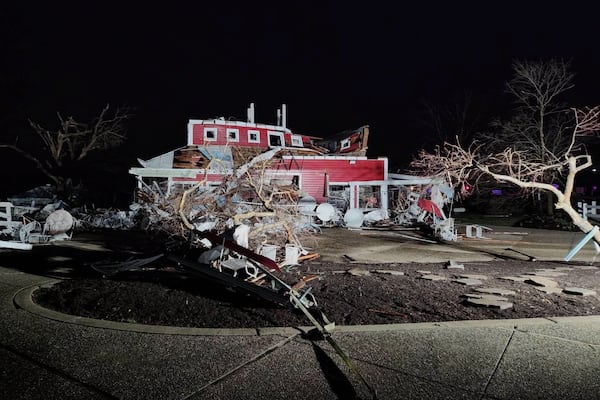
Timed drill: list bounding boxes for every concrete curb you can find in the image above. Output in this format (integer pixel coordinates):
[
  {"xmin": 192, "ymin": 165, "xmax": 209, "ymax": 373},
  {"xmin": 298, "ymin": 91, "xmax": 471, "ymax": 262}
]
[{"xmin": 13, "ymin": 283, "xmax": 600, "ymax": 336}]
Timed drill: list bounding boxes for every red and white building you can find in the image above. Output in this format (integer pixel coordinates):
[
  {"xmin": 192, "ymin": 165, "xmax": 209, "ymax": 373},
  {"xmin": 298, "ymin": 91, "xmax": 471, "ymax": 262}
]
[{"xmin": 129, "ymin": 104, "xmax": 390, "ymax": 210}]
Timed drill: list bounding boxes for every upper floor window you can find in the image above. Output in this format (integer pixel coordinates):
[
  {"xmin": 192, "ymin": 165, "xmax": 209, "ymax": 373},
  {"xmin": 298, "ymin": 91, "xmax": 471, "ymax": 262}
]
[
  {"xmin": 248, "ymin": 129, "xmax": 260, "ymax": 143},
  {"xmin": 340, "ymin": 138, "xmax": 351, "ymax": 150},
  {"xmin": 204, "ymin": 127, "xmax": 217, "ymax": 141},
  {"xmin": 268, "ymin": 131, "xmax": 284, "ymax": 147},
  {"xmin": 226, "ymin": 128, "xmax": 239, "ymax": 142},
  {"xmin": 291, "ymin": 135, "xmax": 304, "ymax": 147}
]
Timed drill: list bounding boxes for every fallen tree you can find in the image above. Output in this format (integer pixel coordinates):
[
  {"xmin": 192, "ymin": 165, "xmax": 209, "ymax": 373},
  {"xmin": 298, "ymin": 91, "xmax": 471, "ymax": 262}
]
[{"xmin": 411, "ymin": 106, "xmax": 600, "ymax": 242}]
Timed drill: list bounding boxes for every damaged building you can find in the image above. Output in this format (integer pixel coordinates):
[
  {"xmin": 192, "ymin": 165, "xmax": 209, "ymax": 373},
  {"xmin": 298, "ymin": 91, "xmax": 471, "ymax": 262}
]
[
  {"xmin": 128, "ymin": 104, "xmax": 457, "ymax": 243},
  {"xmin": 129, "ymin": 103, "xmax": 390, "ymax": 212}
]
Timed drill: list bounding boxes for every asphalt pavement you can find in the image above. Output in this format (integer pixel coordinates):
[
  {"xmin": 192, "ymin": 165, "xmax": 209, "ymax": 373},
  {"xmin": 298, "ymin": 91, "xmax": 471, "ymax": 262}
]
[{"xmin": 1, "ymin": 225, "xmax": 600, "ymax": 399}]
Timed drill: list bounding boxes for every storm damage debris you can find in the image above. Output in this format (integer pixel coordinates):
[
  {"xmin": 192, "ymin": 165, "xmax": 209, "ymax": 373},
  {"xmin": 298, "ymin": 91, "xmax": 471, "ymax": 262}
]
[{"xmin": 0, "ymin": 199, "xmax": 76, "ymax": 248}]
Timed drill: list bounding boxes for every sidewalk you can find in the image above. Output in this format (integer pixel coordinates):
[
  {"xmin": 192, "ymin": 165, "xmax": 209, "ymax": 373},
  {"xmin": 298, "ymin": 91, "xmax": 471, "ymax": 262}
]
[{"xmin": 1, "ymin": 227, "xmax": 600, "ymax": 399}]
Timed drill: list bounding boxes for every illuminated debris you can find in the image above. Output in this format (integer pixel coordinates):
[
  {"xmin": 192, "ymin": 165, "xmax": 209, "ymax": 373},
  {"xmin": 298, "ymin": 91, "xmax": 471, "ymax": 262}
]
[
  {"xmin": 420, "ymin": 274, "xmax": 446, "ymax": 281},
  {"xmin": 498, "ymin": 276, "xmax": 528, "ymax": 282},
  {"xmin": 373, "ymin": 270, "xmax": 405, "ymax": 276},
  {"xmin": 462, "ymin": 293, "xmax": 510, "ymax": 302},
  {"xmin": 563, "ymin": 287, "xmax": 597, "ymax": 296},
  {"xmin": 474, "ymin": 288, "xmax": 516, "ymax": 296},
  {"xmin": 347, "ymin": 267, "xmax": 371, "ymax": 276},
  {"xmin": 458, "ymin": 274, "xmax": 489, "ymax": 280},
  {"xmin": 530, "ymin": 269, "xmax": 568, "ymax": 277},
  {"xmin": 446, "ymin": 260, "xmax": 464, "ymax": 270},
  {"xmin": 525, "ymin": 276, "xmax": 559, "ymax": 287},
  {"xmin": 452, "ymin": 278, "xmax": 483, "ymax": 286},
  {"xmin": 535, "ymin": 287, "xmax": 563, "ymax": 294},
  {"xmin": 465, "ymin": 297, "xmax": 513, "ymax": 310}
]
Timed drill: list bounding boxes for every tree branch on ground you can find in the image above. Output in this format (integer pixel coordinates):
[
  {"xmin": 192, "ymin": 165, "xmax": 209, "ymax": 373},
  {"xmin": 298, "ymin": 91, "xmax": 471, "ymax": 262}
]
[{"xmin": 411, "ymin": 106, "xmax": 600, "ymax": 242}]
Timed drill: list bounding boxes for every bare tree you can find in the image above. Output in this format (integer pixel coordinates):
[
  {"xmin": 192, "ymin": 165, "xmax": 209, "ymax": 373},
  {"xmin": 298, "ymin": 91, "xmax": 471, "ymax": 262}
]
[
  {"xmin": 480, "ymin": 59, "xmax": 575, "ymax": 214},
  {"xmin": 411, "ymin": 106, "xmax": 600, "ymax": 242},
  {"xmin": 1, "ymin": 104, "xmax": 131, "ymax": 197}
]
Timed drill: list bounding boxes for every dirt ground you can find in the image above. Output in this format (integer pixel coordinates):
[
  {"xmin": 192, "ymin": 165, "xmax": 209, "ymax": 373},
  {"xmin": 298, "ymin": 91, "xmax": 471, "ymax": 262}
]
[{"xmin": 19, "ymin": 228, "xmax": 600, "ymax": 328}]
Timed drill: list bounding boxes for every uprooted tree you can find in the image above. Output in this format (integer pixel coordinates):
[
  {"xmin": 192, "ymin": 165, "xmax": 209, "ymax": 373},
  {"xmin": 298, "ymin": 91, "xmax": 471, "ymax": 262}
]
[
  {"xmin": 480, "ymin": 59, "xmax": 576, "ymax": 215},
  {"xmin": 0, "ymin": 104, "xmax": 131, "ymax": 200},
  {"xmin": 411, "ymin": 106, "xmax": 600, "ymax": 242}
]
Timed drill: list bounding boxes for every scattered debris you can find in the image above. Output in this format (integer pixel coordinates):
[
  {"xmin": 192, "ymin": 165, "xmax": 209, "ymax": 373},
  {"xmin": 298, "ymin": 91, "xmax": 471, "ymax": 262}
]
[
  {"xmin": 474, "ymin": 288, "xmax": 516, "ymax": 296},
  {"xmin": 524, "ymin": 276, "xmax": 559, "ymax": 287},
  {"xmin": 563, "ymin": 287, "xmax": 597, "ymax": 296},
  {"xmin": 498, "ymin": 276, "xmax": 528, "ymax": 282},
  {"xmin": 462, "ymin": 293, "xmax": 511, "ymax": 302},
  {"xmin": 531, "ymin": 269, "xmax": 568, "ymax": 277},
  {"xmin": 505, "ymin": 248, "xmax": 537, "ymax": 261},
  {"xmin": 452, "ymin": 278, "xmax": 483, "ymax": 286},
  {"xmin": 372, "ymin": 270, "xmax": 405, "ymax": 276},
  {"xmin": 420, "ymin": 274, "xmax": 446, "ymax": 281},
  {"xmin": 347, "ymin": 267, "xmax": 371, "ymax": 276},
  {"xmin": 464, "ymin": 297, "xmax": 513, "ymax": 310},
  {"xmin": 458, "ymin": 274, "xmax": 489, "ymax": 280},
  {"xmin": 446, "ymin": 260, "xmax": 464, "ymax": 270},
  {"xmin": 535, "ymin": 287, "xmax": 563, "ymax": 294}
]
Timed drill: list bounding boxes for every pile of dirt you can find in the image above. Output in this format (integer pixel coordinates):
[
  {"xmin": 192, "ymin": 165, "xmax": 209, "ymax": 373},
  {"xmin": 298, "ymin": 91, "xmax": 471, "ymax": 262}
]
[{"xmin": 33, "ymin": 259, "xmax": 600, "ymax": 328}]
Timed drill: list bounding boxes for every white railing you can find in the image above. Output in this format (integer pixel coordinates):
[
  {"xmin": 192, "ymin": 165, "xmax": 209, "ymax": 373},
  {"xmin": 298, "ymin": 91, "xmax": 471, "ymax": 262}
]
[{"xmin": 577, "ymin": 201, "xmax": 600, "ymax": 220}]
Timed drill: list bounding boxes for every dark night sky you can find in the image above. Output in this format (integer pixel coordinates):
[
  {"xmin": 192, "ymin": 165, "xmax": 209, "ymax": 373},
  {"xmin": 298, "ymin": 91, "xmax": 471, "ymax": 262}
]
[{"xmin": 3, "ymin": 2, "xmax": 600, "ymax": 200}]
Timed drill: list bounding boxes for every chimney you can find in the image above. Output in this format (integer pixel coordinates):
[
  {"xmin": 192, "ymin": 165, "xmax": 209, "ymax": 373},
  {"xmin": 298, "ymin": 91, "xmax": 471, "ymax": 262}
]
[
  {"xmin": 282, "ymin": 104, "xmax": 287, "ymax": 129},
  {"xmin": 247, "ymin": 103, "xmax": 255, "ymax": 123}
]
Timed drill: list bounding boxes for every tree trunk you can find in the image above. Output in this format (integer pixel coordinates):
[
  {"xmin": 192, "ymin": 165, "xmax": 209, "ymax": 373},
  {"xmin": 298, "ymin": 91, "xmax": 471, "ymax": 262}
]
[{"xmin": 546, "ymin": 192, "xmax": 554, "ymax": 216}]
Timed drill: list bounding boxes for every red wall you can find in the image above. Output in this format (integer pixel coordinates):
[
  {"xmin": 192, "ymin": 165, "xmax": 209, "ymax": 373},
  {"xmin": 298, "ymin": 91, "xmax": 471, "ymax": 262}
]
[
  {"xmin": 277, "ymin": 158, "xmax": 385, "ymax": 181},
  {"xmin": 274, "ymin": 158, "xmax": 386, "ymax": 202},
  {"xmin": 191, "ymin": 123, "xmax": 300, "ymax": 147}
]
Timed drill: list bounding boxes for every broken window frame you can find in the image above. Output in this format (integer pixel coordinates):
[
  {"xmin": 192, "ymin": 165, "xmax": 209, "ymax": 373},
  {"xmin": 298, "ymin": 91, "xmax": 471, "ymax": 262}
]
[
  {"xmin": 267, "ymin": 131, "xmax": 284, "ymax": 148},
  {"xmin": 340, "ymin": 138, "xmax": 351, "ymax": 150},
  {"xmin": 291, "ymin": 134, "xmax": 304, "ymax": 147}
]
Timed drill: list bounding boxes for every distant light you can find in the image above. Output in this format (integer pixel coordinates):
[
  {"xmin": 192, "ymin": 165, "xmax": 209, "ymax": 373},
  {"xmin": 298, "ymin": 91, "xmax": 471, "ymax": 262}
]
[
  {"xmin": 593, "ymin": 168, "xmax": 598, "ymax": 172},
  {"xmin": 594, "ymin": 186, "xmax": 598, "ymax": 191}
]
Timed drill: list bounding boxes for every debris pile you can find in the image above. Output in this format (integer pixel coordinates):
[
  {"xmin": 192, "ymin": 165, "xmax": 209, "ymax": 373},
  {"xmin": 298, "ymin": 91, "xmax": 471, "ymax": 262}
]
[
  {"xmin": 132, "ymin": 148, "xmax": 320, "ymax": 265},
  {"xmin": 0, "ymin": 200, "xmax": 75, "ymax": 249}
]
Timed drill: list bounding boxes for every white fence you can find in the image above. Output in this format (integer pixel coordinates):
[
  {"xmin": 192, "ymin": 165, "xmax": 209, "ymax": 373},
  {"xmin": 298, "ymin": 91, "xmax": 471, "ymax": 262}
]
[{"xmin": 577, "ymin": 201, "xmax": 600, "ymax": 220}]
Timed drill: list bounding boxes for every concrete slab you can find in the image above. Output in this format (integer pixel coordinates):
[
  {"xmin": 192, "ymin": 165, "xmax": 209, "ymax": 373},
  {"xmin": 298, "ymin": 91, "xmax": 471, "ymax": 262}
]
[
  {"xmin": 373, "ymin": 269, "xmax": 405, "ymax": 276},
  {"xmin": 458, "ymin": 274, "xmax": 489, "ymax": 280},
  {"xmin": 533, "ymin": 269, "xmax": 568, "ymax": 277},
  {"xmin": 563, "ymin": 287, "xmax": 597, "ymax": 296},
  {"xmin": 525, "ymin": 276, "xmax": 559, "ymax": 287},
  {"xmin": 464, "ymin": 297, "xmax": 513, "ymax": 310},
  {"xmin": 331, "ymin": 327, "xmax": 514, "ymax": 394},
  {"xmin": 474, "ymin": 288, "xmax": 516, "ymax": 296},
  {"xmin": 419, "ymin": 274, "xmax": 446, "ymax": 281},
  {"xmin": 0, "ymin": 347, "xmax": 107, "ymax": 400},
  {"xmin": 0, "ymin": 268, "xmax": 55, "ymax": 288},
  {"xmin": 498, "ymin": 276, "xmax": 528, "ymax": 282},
  {"xmin": 0, "ymin": 308, "xmax": 291, "ymax": 399},
  {"xmin": 485, "ymin": 330, "xmax": 600, "ymax": 399},
  {"xmin": 514, "ymin": 316, "xmax": 600, "ymax": 346},
  {"xmin": 462, "ymin": 293, "xmax": 510, "ymax": 302},
  {"xmin": 535, "ymin": 286, "xmax": 563, "ymax": 294},
  {"xmin": 452, "ymin": 278, "xmax": 483, "ymax": 286}
]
